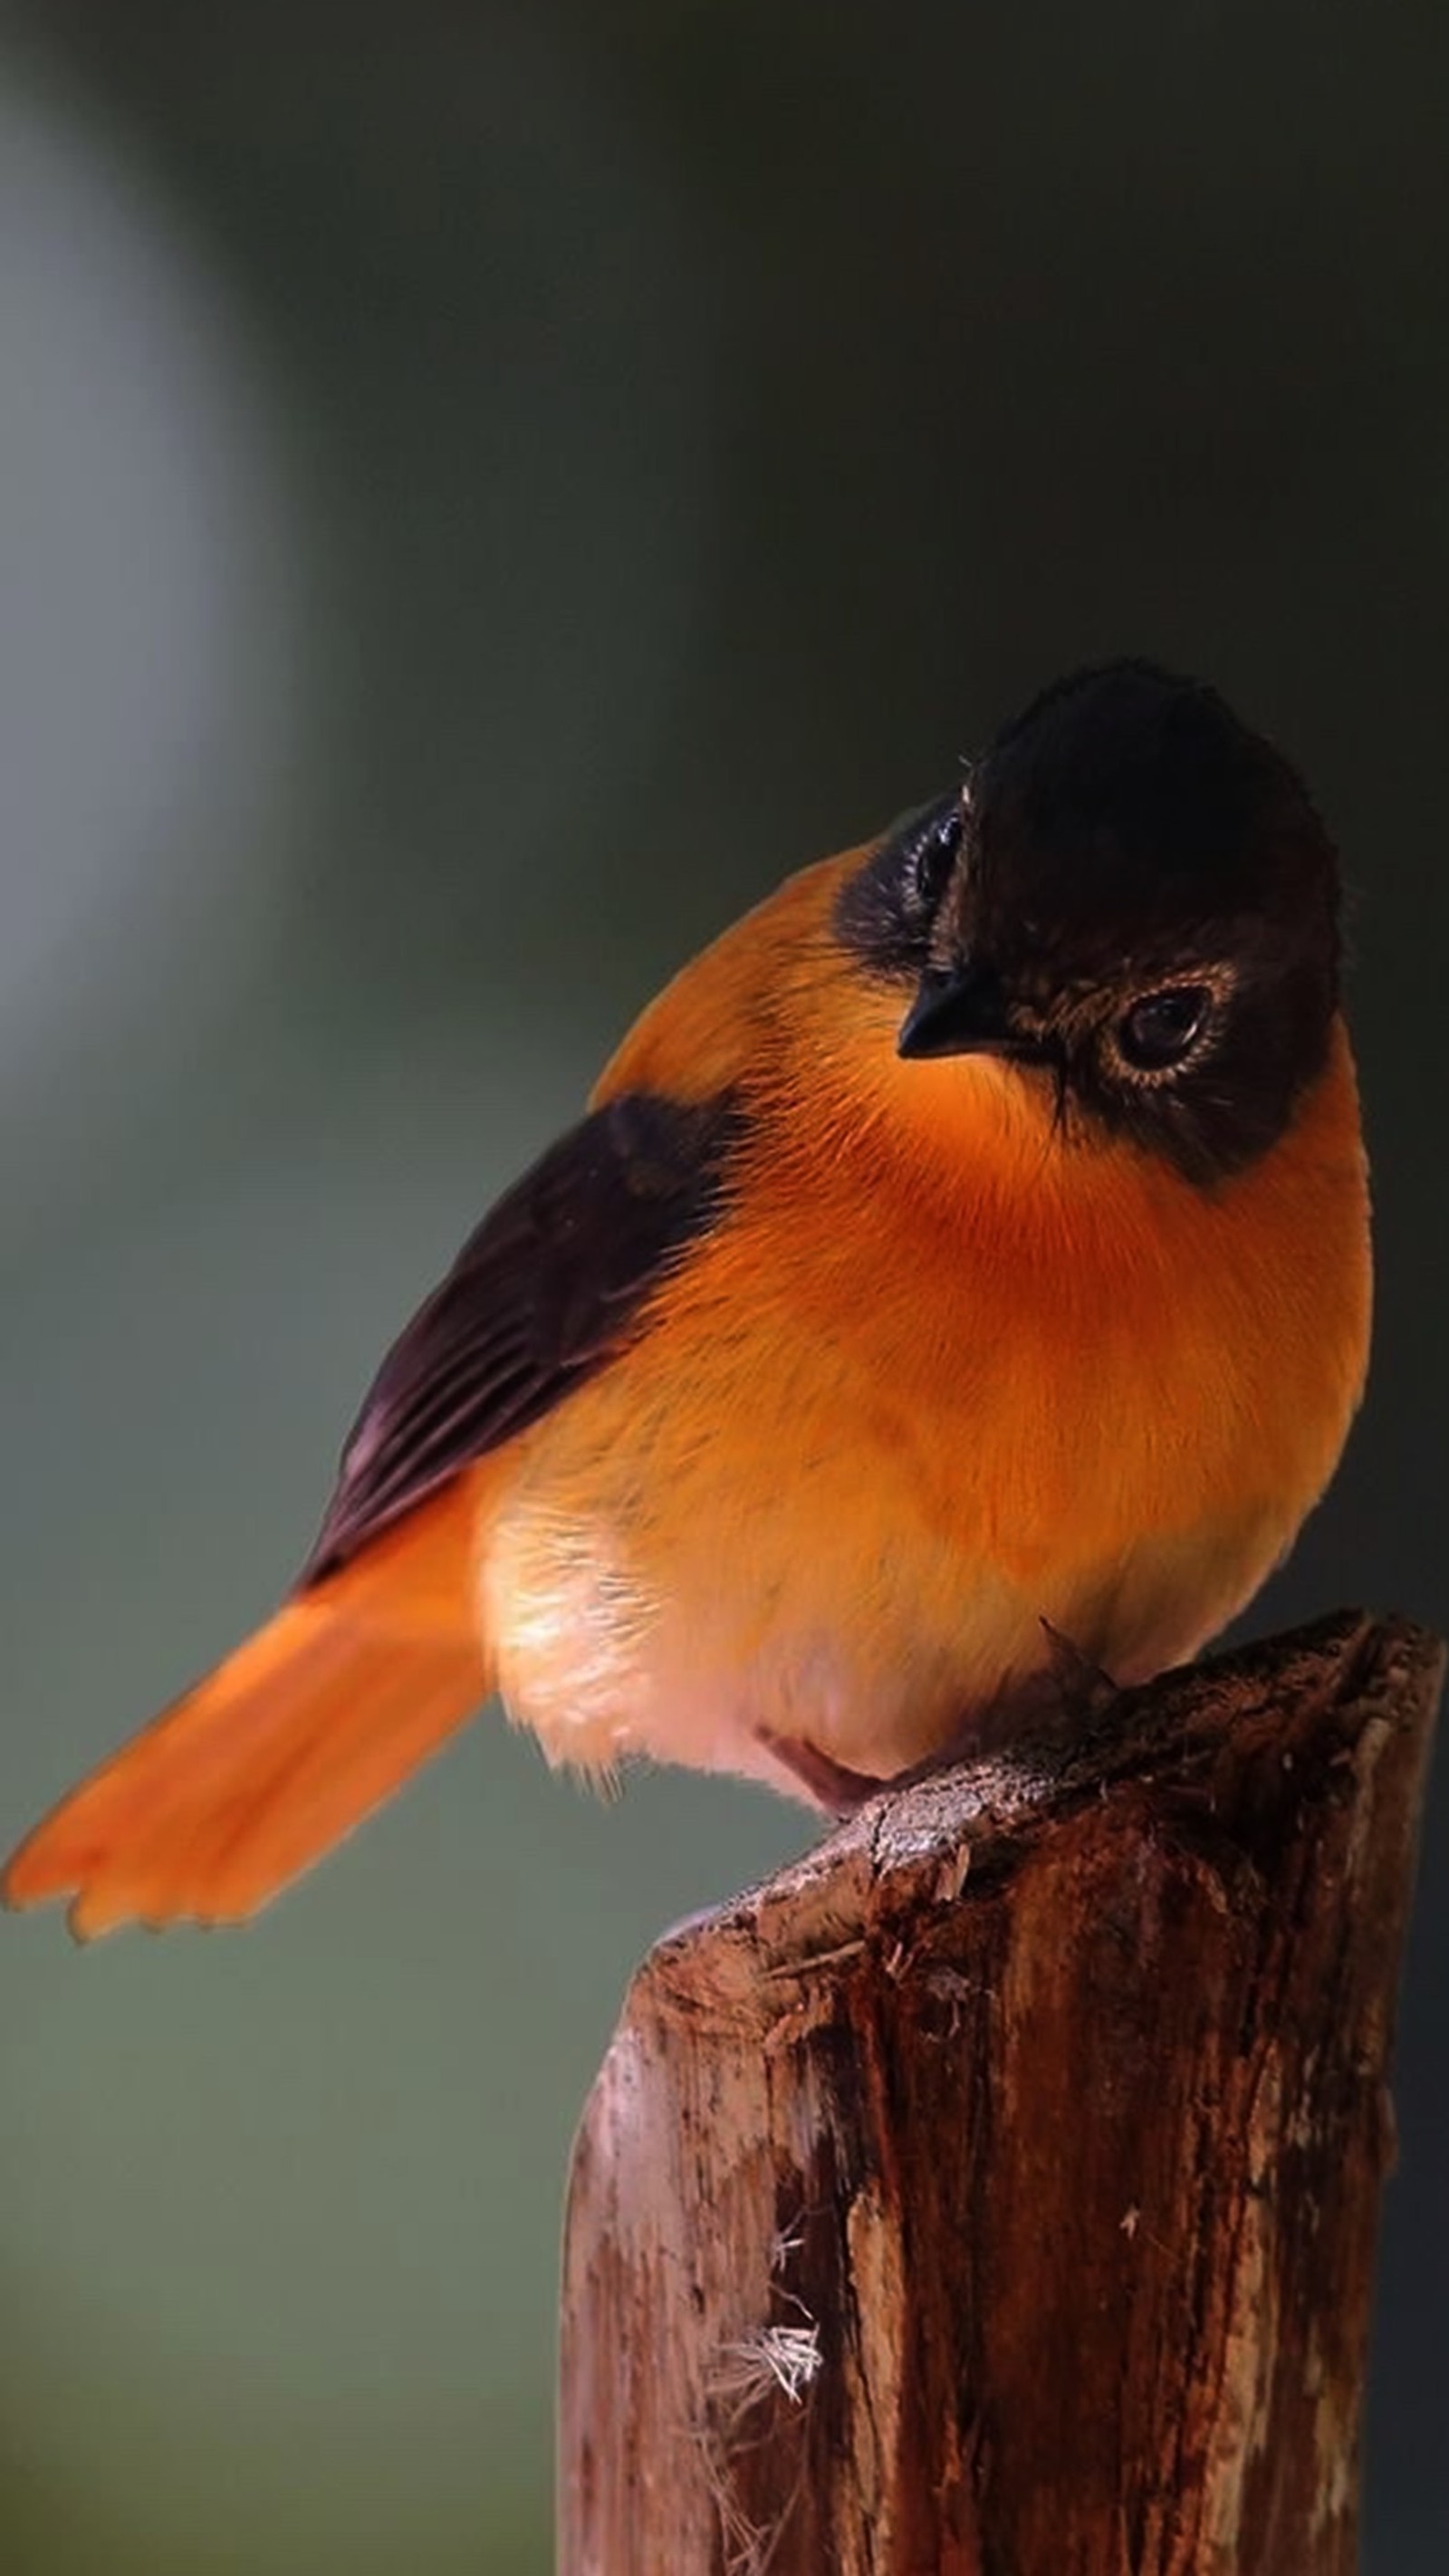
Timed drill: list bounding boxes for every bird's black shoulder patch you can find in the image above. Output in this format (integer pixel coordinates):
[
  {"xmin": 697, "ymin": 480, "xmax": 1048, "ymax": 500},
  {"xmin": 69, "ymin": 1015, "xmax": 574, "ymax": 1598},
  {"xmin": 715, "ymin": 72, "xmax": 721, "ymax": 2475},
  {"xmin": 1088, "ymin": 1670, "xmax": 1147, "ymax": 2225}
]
[{"xmin": 302, "ymin": 1089, "xmax": 742, "ymax": 1581}]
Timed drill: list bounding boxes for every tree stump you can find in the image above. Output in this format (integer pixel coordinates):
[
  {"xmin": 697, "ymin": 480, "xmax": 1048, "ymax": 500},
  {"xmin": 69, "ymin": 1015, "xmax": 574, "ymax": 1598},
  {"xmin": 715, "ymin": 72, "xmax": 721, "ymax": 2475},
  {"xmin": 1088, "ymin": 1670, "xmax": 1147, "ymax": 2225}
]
[{"xmin": 558, "ymin": 1611, "xmax": 1442, "ymax": 2576}]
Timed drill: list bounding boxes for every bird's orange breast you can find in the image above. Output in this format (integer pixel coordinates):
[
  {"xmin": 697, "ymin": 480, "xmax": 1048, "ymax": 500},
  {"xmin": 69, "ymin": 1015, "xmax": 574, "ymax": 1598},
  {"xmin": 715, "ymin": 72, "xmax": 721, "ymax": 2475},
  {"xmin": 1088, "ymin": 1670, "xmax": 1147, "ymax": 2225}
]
[{"xmin": 476, "ymin": 864, "xmax": 1371, "ymax": 1791}]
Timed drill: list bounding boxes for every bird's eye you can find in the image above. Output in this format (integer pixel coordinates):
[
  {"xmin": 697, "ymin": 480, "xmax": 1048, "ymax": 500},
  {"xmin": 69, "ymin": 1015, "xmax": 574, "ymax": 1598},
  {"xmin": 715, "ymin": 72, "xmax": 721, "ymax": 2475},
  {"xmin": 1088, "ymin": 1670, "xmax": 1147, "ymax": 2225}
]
[
  {"xmin": 1116, "ymin": 983, "xmax": 1212, "ymax": 1072},
  {"xmin": 891, "ymin": 797, "xmax": 962, "ymax": 914}
]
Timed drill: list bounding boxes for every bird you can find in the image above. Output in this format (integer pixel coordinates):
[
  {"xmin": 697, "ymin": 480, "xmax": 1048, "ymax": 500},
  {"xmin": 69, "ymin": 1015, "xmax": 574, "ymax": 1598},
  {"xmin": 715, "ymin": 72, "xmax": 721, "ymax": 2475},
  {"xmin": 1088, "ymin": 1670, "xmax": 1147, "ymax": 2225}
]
[{"xmin": 2, "ymin": 659, "xmax": 1371, "ymax": 1937}]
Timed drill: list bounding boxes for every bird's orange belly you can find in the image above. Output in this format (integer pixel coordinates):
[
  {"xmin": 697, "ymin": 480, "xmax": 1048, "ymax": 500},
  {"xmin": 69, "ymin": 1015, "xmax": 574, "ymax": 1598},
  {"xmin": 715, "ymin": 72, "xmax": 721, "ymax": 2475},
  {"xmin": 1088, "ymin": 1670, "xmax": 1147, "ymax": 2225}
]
[{"xmin": 476, "ymin": 1285, "xmax": 1326, "ymax": 1796}]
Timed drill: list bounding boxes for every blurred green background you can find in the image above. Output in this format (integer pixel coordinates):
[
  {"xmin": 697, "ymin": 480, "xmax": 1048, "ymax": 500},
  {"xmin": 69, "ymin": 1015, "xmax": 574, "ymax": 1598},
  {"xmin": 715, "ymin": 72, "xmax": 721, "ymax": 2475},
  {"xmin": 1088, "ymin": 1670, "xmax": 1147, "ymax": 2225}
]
[{"xmin": 0, "ymin": 4, "xmax": 1444, "ymax": 2567}]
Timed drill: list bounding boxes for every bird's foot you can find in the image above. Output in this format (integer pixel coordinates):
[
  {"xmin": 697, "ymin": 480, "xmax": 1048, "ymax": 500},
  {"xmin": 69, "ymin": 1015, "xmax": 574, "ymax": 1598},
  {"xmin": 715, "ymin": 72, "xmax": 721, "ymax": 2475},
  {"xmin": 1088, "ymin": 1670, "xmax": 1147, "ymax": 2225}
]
[
  {"xmin": 758, "ymin": 1629, "xmax": 1118, "ymax": 1819},
  {"xmin": 870, "ymin": 1628, "xmax": 1123, "ymax": 1797},
  {"xmin": 1037, "ymin": 1618, "xmax": 1119, "ymax": 1725},
  {"xmin": 755, "ymin": 1728, "xmax": 888, "ymax": 1817}
]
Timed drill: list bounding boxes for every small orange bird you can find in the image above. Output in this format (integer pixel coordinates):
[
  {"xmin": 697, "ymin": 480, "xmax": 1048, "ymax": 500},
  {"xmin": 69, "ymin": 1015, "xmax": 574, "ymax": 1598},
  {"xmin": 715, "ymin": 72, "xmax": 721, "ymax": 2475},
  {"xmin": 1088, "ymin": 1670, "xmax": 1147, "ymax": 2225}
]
[{"xmin": 4, "ymin": 662, "xmax": 1371, "ymax": 1937}]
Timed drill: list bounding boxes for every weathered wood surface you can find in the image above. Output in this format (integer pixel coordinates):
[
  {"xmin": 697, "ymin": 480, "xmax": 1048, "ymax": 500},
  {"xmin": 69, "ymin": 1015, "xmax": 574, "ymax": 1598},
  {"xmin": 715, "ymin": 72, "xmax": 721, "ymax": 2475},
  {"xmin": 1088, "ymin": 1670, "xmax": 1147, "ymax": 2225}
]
[{"xmin": 558, "ymin": 1611, "xmax": 1442, "ymax": 2576}]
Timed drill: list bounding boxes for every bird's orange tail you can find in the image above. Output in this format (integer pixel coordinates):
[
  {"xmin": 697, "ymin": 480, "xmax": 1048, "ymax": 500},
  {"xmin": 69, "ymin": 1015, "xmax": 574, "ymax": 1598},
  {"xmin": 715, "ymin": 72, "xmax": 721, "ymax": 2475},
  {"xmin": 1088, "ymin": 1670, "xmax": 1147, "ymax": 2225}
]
[{"xmin": 2, "ymin": 1488, "xmax": 487, "ymax": 1938}]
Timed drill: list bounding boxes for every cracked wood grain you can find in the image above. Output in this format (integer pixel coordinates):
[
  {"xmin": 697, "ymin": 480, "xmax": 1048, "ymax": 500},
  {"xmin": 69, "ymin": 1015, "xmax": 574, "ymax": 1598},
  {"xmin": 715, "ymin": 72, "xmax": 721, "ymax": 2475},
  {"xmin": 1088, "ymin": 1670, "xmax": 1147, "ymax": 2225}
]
[{"xmin": 558, "ymin": 1611, "xmax": 1442, "ymax": 2576}]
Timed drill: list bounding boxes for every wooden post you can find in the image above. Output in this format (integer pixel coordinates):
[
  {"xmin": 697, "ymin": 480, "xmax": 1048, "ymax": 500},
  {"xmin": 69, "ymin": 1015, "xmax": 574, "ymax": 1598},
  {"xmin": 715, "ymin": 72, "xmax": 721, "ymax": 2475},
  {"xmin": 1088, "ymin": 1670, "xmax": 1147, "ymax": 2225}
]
[{"xmin": 558, "ymin": 1612, "xmax": 1442, "ymax": 2576}]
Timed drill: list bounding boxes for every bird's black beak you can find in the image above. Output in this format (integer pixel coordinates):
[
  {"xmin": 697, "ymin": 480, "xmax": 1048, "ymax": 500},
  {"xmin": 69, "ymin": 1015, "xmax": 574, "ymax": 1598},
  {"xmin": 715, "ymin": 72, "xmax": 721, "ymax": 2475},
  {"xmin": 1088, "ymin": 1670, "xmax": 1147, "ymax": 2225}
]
[{"xmin": 897, "ymin": 963, "xmax": 1051, "ymax": 1063}]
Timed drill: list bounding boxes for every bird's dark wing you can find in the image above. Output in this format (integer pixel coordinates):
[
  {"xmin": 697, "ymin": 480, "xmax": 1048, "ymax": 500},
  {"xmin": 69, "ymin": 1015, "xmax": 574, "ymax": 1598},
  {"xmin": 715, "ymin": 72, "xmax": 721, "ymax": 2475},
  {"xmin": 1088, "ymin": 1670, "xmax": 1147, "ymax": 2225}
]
[{"xmin": 301, "ymin": 1090, "xmax": 740, "ymax": 1582}]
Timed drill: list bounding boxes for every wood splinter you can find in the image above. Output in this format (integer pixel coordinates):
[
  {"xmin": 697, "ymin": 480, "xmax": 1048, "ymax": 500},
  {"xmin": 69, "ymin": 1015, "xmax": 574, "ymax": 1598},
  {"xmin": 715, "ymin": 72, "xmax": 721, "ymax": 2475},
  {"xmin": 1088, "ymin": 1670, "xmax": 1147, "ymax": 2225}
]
[{"xmin": 560, "ymin": 1610, "xmax": 1442, "ymax": 2576}]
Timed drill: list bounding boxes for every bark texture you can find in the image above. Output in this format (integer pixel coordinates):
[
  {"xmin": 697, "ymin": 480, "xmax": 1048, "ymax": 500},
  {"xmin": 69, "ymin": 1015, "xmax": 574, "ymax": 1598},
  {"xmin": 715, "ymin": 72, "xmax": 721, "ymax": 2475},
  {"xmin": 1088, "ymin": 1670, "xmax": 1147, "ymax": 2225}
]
[{"xmin": 558, "ymin": 1612, "xmax": 1442, "ymax": 2576}]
